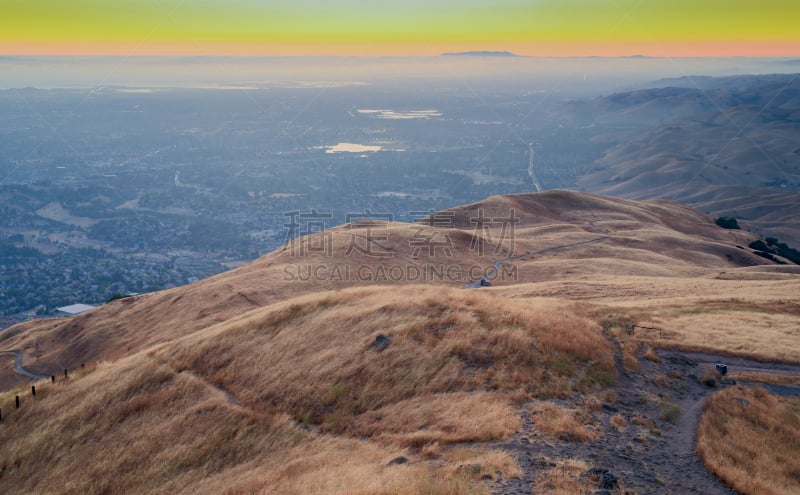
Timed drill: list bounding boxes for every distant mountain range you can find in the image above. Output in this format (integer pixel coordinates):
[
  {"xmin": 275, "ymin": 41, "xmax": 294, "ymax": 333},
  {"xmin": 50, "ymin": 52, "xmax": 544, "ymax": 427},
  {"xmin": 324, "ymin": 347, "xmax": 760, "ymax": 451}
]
[
  {"xmin": 441, "ymin": 51, "xmax": 518, "ymax": 57},
  {"xmin": 564, "ymin": 73, "xmax": 800, "ymax": 245}
]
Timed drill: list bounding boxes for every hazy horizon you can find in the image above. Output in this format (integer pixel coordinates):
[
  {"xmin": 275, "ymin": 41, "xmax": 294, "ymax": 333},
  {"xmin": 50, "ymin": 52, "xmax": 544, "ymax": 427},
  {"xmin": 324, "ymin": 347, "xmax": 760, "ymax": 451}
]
[{"xmin": 2, "ymin": 55, "xmax": 798, "ymax": 92}]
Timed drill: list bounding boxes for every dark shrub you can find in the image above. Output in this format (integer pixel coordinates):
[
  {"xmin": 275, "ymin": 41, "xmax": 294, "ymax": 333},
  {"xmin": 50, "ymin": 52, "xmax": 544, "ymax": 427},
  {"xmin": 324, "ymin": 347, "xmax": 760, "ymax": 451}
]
[{"xmin": 715, "ymin": 217, "xmax": 740, "ymax": 230}]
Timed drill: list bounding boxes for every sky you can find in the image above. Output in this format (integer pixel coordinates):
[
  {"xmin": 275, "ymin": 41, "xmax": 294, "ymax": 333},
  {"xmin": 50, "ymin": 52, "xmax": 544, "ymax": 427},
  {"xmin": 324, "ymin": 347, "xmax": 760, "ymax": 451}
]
[{"xmin": 1, "ymin": 0, "xmax": 799, "ymax": 57}]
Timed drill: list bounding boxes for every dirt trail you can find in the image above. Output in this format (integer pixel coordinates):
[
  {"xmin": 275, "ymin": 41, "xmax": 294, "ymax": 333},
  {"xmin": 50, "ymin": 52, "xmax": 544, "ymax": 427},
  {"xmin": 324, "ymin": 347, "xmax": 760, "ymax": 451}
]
[
  {"xmin": 471, "ymin": 235, "xmax": 610, "ymax": 287},
  {"xmin": 179, "ymin": 370, "xmax": 244, "ymax": 409},
  {"xmin": 492, "ymin": 347, "xmax": 800, "ymax": 494},
  {"xmin": 0, "ymin": 350, "xmax": 50, "ymax": 381}
]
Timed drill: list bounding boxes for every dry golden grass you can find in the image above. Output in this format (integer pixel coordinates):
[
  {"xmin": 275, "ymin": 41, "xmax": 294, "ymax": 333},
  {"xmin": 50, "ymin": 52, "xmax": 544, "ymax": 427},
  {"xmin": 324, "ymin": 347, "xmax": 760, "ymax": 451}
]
[
  {"xmin": 500, "ymin": 270, "xmax": 800, "ymax": 306},
  {"xmin": 620, "ymin": 339, "xmax": 642, "ymax": 372},
  {"xmin": 598, "ymin": 388, "xmax": 618, "ymax": 404},
  {"xmin": 630, "ymin": 415, "xmax": 656, "ymax": 429},
  {"xmin": 699, "ymin": 369, "xmax": 722, "ymax": 387},
  {"xmin": 420, "ymin": 442, "xmax": 442, "ymax": 460},
  {"xmin": 440, "ymin": 447, "xmax": 523, "ymax": 482},
  {"xmin": 534, "ymin": 285, "xmax": 800, "ymax": 364},
  {"xmin": 529, "ymin": 402, "xmax": 599, "ymax": 443},
  {"xmin": 1, "ymin": 359, "xmax": 329, "ymax": 494},
  {"xmin": 354, "ymin": 393, "xmax": 520, "ymax": 447},
  {"xmin": 570, "ymin": 287, "xmax": 800, "ymax": 364},
  {"xmin": 697, "ymin": 387, "xmax": 800, "ymax": 495},
  {"xmin": 0, "ymin": 285, "xmax": 616, "ymax": 495},
  {"xmin": 2, "ymin": 190, "xmax": 796, "ymax": 493},
  {"xmin": 610, "ymin": 414, "xmax": 627, "ymax": 431},
  {"xmin": 164, "ymin": 286, "xmax": 614, "ymax": 439},
  {"xmin": 2, "ymin": 190, "xmax": 782, "ymax": 390},
  {"xmin": 644, "ymin": 347, "xmax": 660, "ymax": 363},
  {"xmin": 598, "ymin": 318, "xmax": 642, "ymax": 373},
  {"xmin": 728, "ymin": 371, "xmax": 800, "ymax": 386},
  {"xmin": 0, "ymin": 219, "xmax": 493, "ymax": 382},
  {"xmin": 646, "ymin": 307, "xmax": 800, "ymax": 363},
  {"xmin": 0, "ymin": 347, "xmax": 488, "ymax": 495},
  {"xmin": 652, "ymin": 373, "xmax": 672, "ymax": 388},
  {"xmin": 581, "ymin": 394, "xmax": 604, "ymax": 413},
  {"xmin": 537, "ymin": 458, "xmax": 593, "ymax": 495},
  {"xmin": 391, "ymin": 474, "xmax": 487, "ymax": 495},
  {"xmin": 0, "ymin": 353, "xmax": 21, "ymax": 390}
]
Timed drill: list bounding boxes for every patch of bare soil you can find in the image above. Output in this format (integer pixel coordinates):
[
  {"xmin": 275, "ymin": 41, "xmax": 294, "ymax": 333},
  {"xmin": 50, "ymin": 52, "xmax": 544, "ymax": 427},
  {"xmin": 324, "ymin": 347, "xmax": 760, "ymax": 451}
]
[{"xmin": 491, "ymin": 346, "xmax": 800, "ymax": 494}]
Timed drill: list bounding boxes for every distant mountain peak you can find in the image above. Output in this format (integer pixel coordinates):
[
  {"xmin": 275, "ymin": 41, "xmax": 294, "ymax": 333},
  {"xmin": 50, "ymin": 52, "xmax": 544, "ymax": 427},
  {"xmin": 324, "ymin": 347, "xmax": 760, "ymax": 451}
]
[{"xmin": 441, "ymin": 51, "xmax": 518, "ymax": 57}]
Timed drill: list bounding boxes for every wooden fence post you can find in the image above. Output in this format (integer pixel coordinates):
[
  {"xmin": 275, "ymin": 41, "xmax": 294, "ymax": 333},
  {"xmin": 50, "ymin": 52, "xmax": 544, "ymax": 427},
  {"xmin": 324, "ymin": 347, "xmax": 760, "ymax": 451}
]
[
  {"xmin": 15, "ymin": 395, "xmax": 19, "ymax": 409},
  {"xmin": 51, "ymin": 375, "xmax": 55, "ymax": 383},
  {"xmin": 31, "ymin": 385, "xmax": 36, "ymax": 397},
  {"xmin": 64, "ymin": 369, "xmax": 68, "ymax": 379}
]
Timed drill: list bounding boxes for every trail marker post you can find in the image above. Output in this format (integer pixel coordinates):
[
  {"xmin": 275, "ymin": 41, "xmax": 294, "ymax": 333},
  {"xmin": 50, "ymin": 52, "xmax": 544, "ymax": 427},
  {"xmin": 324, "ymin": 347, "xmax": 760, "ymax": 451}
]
[{"xmin": 631, "ymin": 324, "xmax": 663, "ymax": 339}]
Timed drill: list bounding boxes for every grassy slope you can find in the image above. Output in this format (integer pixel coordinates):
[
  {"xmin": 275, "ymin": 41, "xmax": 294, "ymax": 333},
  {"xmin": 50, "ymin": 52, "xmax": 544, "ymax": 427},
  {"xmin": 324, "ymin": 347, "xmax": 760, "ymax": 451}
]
[
  {"xmin": 1, "ymin": 191, "xmax": 797, "ymax": 494},
  {"xmin": 697, "ymin": 387, "xmax": 800, "ymax": 495},
  {"xmin": 494, "ymin": 270, "xmax": 800, "ymax": 363},
  {"xmin": 573, "ymin": 81, "xmax": 800, "ymax": 245},
  {"xmin": 0, "ymin": 191, "xmax": 773, "ymax": 384},
  {"xmin": 0, "ymin": 286, "xmax": 613, "ymax": 495}
]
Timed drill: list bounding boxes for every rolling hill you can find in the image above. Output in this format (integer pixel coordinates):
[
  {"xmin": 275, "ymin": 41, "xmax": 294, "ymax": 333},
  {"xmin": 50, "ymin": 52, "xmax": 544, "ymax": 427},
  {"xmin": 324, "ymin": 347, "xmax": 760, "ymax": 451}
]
[
  {"xmin": 572, "ymin": 74, "xmax": 800, "ymax": 245},
  {"xmin": 1, "ymin": 190, "xmax": 799, "ymax": 495},
  {"xmin": 0, "ymin": 190, "xmax": 775, "ymax": 385}
]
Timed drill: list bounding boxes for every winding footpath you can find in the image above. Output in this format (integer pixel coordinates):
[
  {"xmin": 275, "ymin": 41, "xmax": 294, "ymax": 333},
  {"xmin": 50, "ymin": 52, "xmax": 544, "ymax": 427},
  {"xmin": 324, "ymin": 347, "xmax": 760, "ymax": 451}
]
[
  {"xmin": 471, "ymin": 219, "xmax": 608, "ymax": 287},
  {"xmin": 492, "ymin": 347, "xmax": 800, "ymax": 495},
  {"xmin": 0, "ymin": 350, "xmax": 50, "ymax": 381},
  {"xmin": 471, "ymin": 236, "xmax": 610, "ymax": 287}
]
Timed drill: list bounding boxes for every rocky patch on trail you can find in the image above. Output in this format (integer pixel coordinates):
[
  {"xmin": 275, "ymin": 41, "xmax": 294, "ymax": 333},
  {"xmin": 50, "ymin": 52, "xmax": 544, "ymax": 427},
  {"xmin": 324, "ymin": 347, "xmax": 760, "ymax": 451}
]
[{"xmin": 488, "ymin": 347, "xmax": 800, "ymax": 494}]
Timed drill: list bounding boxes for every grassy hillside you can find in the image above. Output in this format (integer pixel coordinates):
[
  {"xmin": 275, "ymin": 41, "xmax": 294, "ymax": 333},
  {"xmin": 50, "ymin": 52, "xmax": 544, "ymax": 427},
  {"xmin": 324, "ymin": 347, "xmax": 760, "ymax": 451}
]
[
  {"xmin": 493, "ymin": 270, "xmax": 800, "ymax": 363},
  {"xmin": 1, "ymin": 191, "xmax": 798, "ymax": 494},
  {"xmin": 0, "ymin": 286, "xmax": 613, "ymax": 495},
  {"xmin": 0, "ymin": 191, "xmax": 775, "ymax": 388},
  {"xmin": 698, "ymin": 387, "xmax": 800, "ymax": 495},
  {"xmin": 573, "ymin": 75, "xmax": 800, "ymax": 245}
]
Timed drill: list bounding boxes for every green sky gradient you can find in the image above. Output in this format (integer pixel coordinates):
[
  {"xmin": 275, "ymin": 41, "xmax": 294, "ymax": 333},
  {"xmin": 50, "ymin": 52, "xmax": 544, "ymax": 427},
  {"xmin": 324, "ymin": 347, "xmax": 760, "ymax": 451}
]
[{"xmin": 1, "ymin": 0, "xmax": 797, "ymax": 53}]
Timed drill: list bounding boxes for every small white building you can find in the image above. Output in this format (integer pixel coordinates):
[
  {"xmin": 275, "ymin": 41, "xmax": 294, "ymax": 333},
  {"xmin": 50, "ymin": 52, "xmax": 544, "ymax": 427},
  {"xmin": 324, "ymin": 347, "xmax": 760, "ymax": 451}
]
[{"xmin": 56, "ymin": 303, "xmax": 96, "ymax": 316}]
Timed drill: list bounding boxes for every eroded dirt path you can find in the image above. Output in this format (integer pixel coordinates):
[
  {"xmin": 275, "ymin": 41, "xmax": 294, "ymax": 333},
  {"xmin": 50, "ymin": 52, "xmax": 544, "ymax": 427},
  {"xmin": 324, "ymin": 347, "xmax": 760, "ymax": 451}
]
[
  {"xmin": 0, "ymin": 350, "xmax": 50, "ymax": 381},
  {"xmin": 470, "ymin": 236, "xmax": 611, "ymax": 288},
  {"xmin": 178, "ymin": 369, "xmax": 245, "ymax": 409},
  {"xmin": 492, "ymin": 347, "xmax": 800, "ymax": 494}
]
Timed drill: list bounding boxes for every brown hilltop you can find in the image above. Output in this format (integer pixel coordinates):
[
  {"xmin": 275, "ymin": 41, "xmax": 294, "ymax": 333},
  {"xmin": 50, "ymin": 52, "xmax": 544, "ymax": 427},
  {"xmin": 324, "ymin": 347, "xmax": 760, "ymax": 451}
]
[
  {"xmin": 441, "ymin": 190, "xmax": 769, "ymax": 276},
  {"xmin": 0, "ymin": 190, "xmax": 779, "ymax": 386},
  {"xmin": 1, "ymin": 191, "xmax": 799, "ymax": 495}
]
